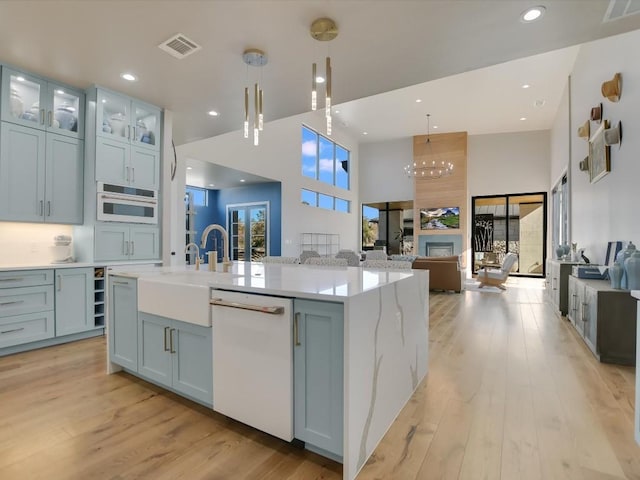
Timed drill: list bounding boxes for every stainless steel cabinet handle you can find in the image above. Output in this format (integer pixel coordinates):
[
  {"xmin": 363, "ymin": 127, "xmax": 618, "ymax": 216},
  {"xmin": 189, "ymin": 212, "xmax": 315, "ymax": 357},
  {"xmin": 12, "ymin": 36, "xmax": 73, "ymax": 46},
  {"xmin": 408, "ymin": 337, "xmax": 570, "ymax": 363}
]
[
  {"xmin": 40, "ymin": 108, "xmax": 45, "ymax": 125},
  {"xmin": 163, "ymin": 326, "xmax": 170, "ymax": 351},
  {"xmin": 131, "ymin": 167, "xmax": 135, "ymax": 183},
  {"xmin": 581, "ymin": 303, "xmax": 587, "ymax": 322},
  {"xmin": 1, "ymin": 327, "xmax": 25, "ymax": 335},
  {"xmin": 128, "ymin": 125, "xmax": 131, "ymax": 140},
  {"xmin": 132, "ymin": 126, "xmax": 136, "ymax": 141},
  {"xmin": 210, "ymin": 298, "xmax": 285, "ymax": 315},
  {"xmin": 294, "ymin": 312, "xmax": 301, "ymax": 346},
  {"xmin": 0, "ymin": 278, "xmax": 23, "ymax": 282},
  {"xmin": 39, "ymin": 200, "xmax": 44, "ymax": 216},
  {"xmin": 58, "ymin": 275, "xmax": 62, "ymax": 291},
  {"xmin": 47, "ymin": 201, "xmax": 51, "ymax": 216},
  {"xmin": 169, "ymin": 328, "xmax": 176, "ymax": 353},
  {"xmin": 131, "ymin": 241, "xmax": 134, "ymax": 256},
  {"xmin": 112, "ymin": 280, "xmax": 129, "ymax": 285},
  {"xmin": 126, "ymin": 166, "xmax": 130, "ymax": 182},
  {"xmin": 0, "ymin": 300, "xmax": 24, "ymax": 306},
  {"xmin": 48, "ymin": 110, "xmax": 53, "ymax": 127}
]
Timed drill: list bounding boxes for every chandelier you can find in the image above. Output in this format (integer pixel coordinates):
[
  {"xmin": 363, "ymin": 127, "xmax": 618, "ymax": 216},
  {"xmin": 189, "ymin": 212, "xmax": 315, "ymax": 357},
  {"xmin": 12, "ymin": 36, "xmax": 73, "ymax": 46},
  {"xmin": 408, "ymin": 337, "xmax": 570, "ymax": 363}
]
[
  {"xmin": 310, "ymin": 17, "xmax": 338, "ymax": 136},
  {"xmin": 242, "ymin": 48, "xmax": 267, "ymax": 146},
  {"xmin": 404, "ymin": 114, "xmax": 454, "ymax": 179}
]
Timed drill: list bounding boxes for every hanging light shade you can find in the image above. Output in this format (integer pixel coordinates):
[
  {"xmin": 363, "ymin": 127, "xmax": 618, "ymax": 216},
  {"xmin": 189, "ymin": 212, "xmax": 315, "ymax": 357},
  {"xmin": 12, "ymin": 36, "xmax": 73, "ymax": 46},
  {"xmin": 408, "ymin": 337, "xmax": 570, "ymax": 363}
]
[
  {"xmin": 310, "ymin": 17, "xmax": 338, "ymax": 136},
  {"xmin": 242, "ymin": 48, "xmax": 267, "ymax": 146},
  {"xmin": 404, "ymin": 114, "xmax": 454, "ymax": 179}
]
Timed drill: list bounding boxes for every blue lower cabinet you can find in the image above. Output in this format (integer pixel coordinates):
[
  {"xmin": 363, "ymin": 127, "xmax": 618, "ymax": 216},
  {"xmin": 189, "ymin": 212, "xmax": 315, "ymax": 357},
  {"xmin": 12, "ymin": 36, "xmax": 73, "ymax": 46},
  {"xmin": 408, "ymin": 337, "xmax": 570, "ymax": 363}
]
[
  {"xmin": 293, "ymin": 299, "xmax": 344, "ymax": 458},
  {"xmin": 137, "ymin": 312, "xmax": 212, "ymax": 405},
  {"xmin": 55, "ymin": 268, "xmax": 93, "ymax": 336},
  {"xmin": 108, "ymin": 276, "xmax": 138, "ymax": 371}
]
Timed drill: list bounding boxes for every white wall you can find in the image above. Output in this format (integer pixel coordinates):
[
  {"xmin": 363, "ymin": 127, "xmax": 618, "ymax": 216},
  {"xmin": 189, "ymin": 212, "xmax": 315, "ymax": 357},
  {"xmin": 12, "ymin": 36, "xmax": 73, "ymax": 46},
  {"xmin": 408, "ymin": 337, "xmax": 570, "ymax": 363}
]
[
  {"xmin": 561, "ymin": 29, "xmax": 640, "ymax": 264},
  {"xmin": 359, "ymin": 138, "xmax": 413, "ymax": 204},
  {"xmin": 550, "ymin": 83, "xmax": 570, "ymax": 186},
  {"xmin": 0, "ymin": 223, "xmax": 73, "ymax": 265},
  {"xmin": 177, "ymin": 111, "xmax": 359, "ymax": 256},
  {"xmin": 468, "ymin": 130, "xmax": 550, "ymax": 198}
]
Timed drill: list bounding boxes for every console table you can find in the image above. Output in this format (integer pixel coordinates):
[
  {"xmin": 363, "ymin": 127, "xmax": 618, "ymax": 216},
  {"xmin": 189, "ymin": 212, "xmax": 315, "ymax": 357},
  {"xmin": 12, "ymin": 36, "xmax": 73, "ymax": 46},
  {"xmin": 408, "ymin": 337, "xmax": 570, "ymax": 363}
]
[{"xmin": 567, "ymin": 276, "xmax": 637, "ymax": 365}]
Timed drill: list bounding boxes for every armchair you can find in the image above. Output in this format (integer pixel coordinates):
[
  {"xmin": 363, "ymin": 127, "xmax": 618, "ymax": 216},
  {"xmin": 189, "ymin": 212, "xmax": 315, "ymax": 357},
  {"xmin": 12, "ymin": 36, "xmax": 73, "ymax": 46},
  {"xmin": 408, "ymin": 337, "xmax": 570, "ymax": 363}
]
[{"xmin": 477, "ymin": 252, "xmax": 518, "ymax": 290}]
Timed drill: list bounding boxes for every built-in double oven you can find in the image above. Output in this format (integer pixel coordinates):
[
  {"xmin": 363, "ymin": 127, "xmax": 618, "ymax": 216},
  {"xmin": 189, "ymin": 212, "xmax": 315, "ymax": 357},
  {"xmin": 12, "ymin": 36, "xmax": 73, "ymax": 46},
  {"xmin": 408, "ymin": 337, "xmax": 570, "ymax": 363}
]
[{"xmin": 97, "ymin": 182, "xmax": 158, "ymax": 224}]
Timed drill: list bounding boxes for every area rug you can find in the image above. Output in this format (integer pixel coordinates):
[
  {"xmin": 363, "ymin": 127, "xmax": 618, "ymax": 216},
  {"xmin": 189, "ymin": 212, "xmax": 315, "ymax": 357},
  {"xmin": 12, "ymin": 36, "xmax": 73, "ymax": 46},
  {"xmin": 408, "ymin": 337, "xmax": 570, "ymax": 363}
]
[{"xmin": 464, "ymin": 279, "xmax": 504, "ymax": 293}]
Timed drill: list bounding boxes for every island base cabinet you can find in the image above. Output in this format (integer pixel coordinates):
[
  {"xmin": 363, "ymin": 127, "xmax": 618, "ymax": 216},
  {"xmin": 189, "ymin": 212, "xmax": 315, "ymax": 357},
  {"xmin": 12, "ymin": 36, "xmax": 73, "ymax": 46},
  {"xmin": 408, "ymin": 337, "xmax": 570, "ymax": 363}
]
[
  {"xmin": 293, "ymin": 299, "xmax": 344, "ymax": 459},
  {"xmin": 138, "ymin": 312, "xmax": 212, "ymax": 405},
  {"xmin": 108, "ymin": 276, "xmax": 138, "ymax": 371}
]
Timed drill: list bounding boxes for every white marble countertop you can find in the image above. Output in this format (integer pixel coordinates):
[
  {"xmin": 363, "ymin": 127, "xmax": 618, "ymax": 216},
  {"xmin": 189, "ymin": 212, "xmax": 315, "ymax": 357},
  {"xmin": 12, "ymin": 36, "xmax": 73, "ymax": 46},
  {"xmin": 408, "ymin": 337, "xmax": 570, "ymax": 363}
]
[
  {"xmin": 0, "ymin": 260, "xmax": 162, "ymax": 272},
  {"xmin": 631, "ymin": 290, "xmax": 640, "ymax": 300},
  {"xmin": 112, "ymin": 261, "xmax": 423, "ymax": 301}
]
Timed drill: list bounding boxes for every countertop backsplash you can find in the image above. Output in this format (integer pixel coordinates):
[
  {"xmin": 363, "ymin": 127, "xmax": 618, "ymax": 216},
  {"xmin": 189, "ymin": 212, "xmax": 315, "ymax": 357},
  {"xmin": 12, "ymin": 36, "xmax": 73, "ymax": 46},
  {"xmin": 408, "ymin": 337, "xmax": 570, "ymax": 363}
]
[{"xmin": 0, "ymin": 222, "xmax": 74, "ymax": 267}]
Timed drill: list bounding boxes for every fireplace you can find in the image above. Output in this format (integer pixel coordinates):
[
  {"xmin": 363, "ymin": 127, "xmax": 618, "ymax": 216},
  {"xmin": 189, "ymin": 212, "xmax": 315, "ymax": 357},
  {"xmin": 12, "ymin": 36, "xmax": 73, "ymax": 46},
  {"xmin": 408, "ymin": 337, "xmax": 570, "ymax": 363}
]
[{"xmin": 425, "ymin": 242, "xmax": 454, "ymax": 257}]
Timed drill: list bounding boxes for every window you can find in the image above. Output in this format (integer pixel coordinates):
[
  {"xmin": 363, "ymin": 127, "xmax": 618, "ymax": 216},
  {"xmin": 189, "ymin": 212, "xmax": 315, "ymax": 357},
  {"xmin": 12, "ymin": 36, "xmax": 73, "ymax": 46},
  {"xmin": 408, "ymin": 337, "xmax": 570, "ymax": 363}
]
[
  {"xmin": 301, "ymin": 125, "xmax": 350, "ymax": 189},
  {"xmin": 301, "ymin": 189, "xmax": 350, "ymax": 213},
  {"xmin": 186, "ymin": 186, "xmax": 207, "ymax": 207}
]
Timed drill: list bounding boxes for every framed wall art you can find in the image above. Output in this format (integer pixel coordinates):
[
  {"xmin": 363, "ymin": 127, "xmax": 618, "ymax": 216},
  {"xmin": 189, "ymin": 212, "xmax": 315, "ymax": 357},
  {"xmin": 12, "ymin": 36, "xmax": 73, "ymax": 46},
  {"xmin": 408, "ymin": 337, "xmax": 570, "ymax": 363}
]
[{"xmin": 589, "ymin": 119, "xmax": 610, "ymax": 184}]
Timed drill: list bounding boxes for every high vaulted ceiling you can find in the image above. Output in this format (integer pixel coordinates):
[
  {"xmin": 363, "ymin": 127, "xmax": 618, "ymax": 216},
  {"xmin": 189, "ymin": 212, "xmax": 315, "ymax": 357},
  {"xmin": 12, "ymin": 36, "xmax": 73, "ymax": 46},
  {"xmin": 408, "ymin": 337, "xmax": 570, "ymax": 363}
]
[{"xmin": 0, "ymin": 1, "xmax": 639, "ymax": 146}]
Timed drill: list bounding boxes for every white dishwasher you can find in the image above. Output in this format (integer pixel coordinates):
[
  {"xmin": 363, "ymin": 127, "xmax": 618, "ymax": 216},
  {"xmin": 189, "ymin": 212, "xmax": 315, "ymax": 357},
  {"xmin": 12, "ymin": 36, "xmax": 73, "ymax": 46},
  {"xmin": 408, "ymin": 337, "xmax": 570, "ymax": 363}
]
[{"xmin": 210, "ymin": 290, "xmax": 293, "ymax": 441}]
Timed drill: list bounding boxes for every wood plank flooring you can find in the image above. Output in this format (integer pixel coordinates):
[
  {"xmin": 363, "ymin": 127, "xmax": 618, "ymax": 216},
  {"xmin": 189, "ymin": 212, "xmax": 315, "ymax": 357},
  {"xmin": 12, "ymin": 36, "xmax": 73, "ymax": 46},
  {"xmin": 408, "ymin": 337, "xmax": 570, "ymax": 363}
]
[{"xmin": 1, "ymin": 278, "xmax": 639, "ymax": 479}]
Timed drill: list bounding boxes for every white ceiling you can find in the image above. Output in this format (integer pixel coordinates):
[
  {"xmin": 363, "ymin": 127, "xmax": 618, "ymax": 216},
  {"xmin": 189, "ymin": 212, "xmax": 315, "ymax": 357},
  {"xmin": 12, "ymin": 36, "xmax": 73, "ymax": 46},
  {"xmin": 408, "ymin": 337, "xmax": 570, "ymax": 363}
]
[
  {"xmin": 1, "ymin": 1, "xmax": 639, "ymax": 149},
  {"xmin": 185, "ymin": 160, "xmax": 275, "ymax": 189}
]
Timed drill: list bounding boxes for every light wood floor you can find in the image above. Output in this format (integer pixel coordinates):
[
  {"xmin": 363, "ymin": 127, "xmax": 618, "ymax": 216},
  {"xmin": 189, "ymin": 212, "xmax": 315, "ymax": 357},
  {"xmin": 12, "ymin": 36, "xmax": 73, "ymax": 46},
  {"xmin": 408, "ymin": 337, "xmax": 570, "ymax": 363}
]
[{"xmin": 1, "ymin": 279, "xmax": 639, "ymax": 479}]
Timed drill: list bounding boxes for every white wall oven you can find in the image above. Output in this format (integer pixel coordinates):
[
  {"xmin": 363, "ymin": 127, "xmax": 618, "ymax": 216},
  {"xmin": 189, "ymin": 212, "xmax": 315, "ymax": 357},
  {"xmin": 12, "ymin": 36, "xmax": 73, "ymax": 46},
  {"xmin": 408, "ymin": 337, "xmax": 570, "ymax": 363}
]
[{"xmin": 97, "ymin": 182, "xmax": 158, "ymax": 224}]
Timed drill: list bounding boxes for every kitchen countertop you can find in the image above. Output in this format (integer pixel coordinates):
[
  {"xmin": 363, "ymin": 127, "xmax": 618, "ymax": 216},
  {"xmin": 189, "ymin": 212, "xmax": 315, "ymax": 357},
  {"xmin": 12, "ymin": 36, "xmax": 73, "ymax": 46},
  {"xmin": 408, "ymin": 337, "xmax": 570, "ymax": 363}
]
[
  {"xmin": 631, "ymin": 290, "xmax": 640, "ymax": 300},
  {"xmin": 113, "ymin": 261, "xmax": 423, "ymax": 300},
  {"xmin": 0, "ymin": 260, "xmax": 162, "ymax": 272}
]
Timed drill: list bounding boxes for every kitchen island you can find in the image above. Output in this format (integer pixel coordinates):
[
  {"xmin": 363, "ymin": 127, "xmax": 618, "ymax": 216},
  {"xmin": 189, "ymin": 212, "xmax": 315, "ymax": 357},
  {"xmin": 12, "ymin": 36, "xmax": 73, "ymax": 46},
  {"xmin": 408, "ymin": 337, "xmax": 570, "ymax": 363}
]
[{"xmin": 106, "ymin": 262, "xmax": 429, "ymax": 480}]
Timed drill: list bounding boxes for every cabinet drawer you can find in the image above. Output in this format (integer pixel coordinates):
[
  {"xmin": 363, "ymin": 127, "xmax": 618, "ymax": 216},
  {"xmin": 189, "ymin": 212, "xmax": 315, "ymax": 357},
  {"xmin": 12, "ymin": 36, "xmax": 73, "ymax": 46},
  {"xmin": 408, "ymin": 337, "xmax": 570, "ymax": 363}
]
[
  {"xmin": 0, "ymin": 270, "xmax": 54, "ymax": 288},
  {"xmin": 0, "ymin": 285, "xmax": 55, "ymax": 317},
  {"xmin": 0, "ymin": 311, "xmax": 55, "ymax": 348}
]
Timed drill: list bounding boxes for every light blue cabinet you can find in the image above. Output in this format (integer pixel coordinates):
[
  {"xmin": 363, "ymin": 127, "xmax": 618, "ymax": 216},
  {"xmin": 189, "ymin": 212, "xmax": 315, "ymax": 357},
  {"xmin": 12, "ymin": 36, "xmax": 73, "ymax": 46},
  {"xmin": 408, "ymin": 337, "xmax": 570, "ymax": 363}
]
[
  {"xmin": 293, "ymin": 299, "xmax": 344, "ymax": 458},
  {"xmin": 108, "ymin": 275, "xmax": 138, "ymax": 371},
  {"xmin": 55, "ymin": 268, "xmax": 93, "ymax": 336},
  {"xmin": 137, "ymin": 312, "xmax": 212, "ymax": 405},
  {"xmin": 1, "ymin": 66, "xmax": 84, "ymax": 139},
  {"xmin": 95, "ymin": 224, "xmax": 159, "ymax": 261},
  {"xmin": 0, "ymin": 122, "xmax": 83, "ymax": 224},
  {"xmin": 94, "ymin": 88, "xmax": 161, "ymax": 189}
]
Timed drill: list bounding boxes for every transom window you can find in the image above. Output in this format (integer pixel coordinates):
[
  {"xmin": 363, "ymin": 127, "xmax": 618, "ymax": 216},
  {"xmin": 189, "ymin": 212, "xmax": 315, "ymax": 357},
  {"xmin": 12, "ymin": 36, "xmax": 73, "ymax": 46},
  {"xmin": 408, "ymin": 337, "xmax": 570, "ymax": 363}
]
[
  {"xmin": 302, "ymin": 125, "xmax": 350, "ymax": 189},
  {"xmin": 301, "ymin": 189, "xmax": 350, "ymax": 213}
]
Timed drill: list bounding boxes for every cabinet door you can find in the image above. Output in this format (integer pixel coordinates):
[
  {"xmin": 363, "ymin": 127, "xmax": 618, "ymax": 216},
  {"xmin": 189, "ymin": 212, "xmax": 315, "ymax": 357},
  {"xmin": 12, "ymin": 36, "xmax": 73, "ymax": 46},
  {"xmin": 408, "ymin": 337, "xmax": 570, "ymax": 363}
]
[
  {"xmin": 45, "ymin": 135, "xmax": 84, "ymax": 224},
  {"xmin": 95, "ymin": 137, "xmax": 130, "ymax": 185},
  {"xmin": 95, "ymin": 224, "xmax": 129, "ymax": 261},
  {"xmin": 130, "ymin": 146, "xmax": 159, "ymax": 189},
  {"xmin": 96, "ymin": 89, "xmax": 131, "ymax": 143},
  {"xmin": 0, "ymin": 311, "xmax": 54, "ymax": 348},
  {"xmin": 172, "ymin": 321, "xmax": 212, "ymax": 405},
  {"xmin": 130, "ymin": 226, "xmax": 160, "ymax": 260},
  {"xmin": 108, "ymin": 276, "xmax": 138, "ymax": 371},
  {"xmin": 0, "ymin": 122, "xmax": 46, "ymax": 222},
  {"xmin": 1, "ymin": 68, "xmax": 46, "ymax": 130},
  {"xmin": 293, "ymin": 299, "xmax": 344, "ymax": 457},
  {"xmin": 132, "ymin": 101, "xmax": 161, "ymax": 150},
  {"xmin": 48, "ymin": 83, "xmax": 84, "ymax": 139},
  {"xmin": 55, "ymin": 268, "xmax": 93, "ymax": 336},
  {"xmin": 137, "ymin": 312, "xmax": 172, "ymax": 387},
  {"xmin": 583, "ymin": 287, "xmax": 598, "ymax": 355}
]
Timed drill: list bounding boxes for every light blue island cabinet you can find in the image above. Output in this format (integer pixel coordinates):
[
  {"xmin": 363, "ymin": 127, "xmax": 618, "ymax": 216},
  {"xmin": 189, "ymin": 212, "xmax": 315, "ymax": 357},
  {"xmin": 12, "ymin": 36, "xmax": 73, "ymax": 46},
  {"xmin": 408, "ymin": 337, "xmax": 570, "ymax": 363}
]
[{"xmin": 106, "ymin": 263, "xmax": 429, "ymax": 480}]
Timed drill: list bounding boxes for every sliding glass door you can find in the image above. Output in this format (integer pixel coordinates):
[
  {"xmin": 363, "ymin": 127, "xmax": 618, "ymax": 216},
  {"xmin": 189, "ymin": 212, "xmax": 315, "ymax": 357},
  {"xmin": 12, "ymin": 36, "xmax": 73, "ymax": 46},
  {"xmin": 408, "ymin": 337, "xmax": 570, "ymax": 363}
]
[
  {"xmin": 228, "ymin": 203, "xmax": 268, "ymax": 261},
  {"xmin": 472, "ymin": 192, "xmax": 547, "ymax": 277}
]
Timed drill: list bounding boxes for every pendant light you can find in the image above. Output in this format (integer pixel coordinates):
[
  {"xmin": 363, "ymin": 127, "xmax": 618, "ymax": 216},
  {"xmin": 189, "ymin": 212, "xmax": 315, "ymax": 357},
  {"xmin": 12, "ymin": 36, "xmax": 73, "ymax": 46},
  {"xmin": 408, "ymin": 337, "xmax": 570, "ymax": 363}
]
[
  {"xmin": 242, "ymin": 48, "xmax": 267, "ymax": 146},
  {"xmin": 404, "ymin": 114, "xmax": 454, "ymax": 179},
  {"xmin": 310, "ymin": 17, "xmax": 338, "ymax": 136}
]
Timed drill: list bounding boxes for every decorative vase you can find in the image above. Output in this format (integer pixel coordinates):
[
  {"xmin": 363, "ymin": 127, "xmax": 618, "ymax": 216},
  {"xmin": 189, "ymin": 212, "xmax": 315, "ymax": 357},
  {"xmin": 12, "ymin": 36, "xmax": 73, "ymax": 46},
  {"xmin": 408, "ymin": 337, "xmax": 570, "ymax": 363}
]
[
  {"xmin": 610, "ymin": 261, "xmax": 623, "ymax": 289},
  {"xmin": 556, "ymin": 246, "xmax": 564, "ymax": 260},
  {"xmin": 616, "ymin": 241, "xmax": 636, "ymax": 289},
  {"xmin": 624, "ymin": 250, "xmax": 640, "ymax": 290},
  {"xmin": 561, "ymin": 244, "xmax": 570, "ymax": 259}
]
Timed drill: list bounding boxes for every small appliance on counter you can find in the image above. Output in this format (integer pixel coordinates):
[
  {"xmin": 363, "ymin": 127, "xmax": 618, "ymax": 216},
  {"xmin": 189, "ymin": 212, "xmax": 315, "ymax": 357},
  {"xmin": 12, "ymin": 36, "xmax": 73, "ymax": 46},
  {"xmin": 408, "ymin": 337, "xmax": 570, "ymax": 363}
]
[{"xmin": 51, "ymin": 235, "xmax": 74, "ymax": 263}]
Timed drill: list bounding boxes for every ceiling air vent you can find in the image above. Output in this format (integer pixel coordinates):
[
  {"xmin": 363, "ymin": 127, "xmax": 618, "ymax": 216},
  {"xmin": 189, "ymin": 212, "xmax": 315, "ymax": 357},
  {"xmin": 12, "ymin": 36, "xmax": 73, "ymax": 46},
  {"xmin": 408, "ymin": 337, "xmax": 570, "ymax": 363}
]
[
  {"xmin": 604, "ymin": 0, "xmax": 640, "ymax": 22},
  {"xmin": 158, "ymin": 33, "xmax": 202, "ymax": 59}
]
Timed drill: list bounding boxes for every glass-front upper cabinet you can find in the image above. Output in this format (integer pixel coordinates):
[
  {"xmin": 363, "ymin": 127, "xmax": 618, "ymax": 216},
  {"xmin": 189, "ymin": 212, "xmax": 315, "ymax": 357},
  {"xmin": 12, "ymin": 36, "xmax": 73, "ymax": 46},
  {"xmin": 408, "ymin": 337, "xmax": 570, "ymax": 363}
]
[
  {"xmin": 96, "ymin": 90, "xmax": 160, "ymax": 151},
  {"xmin": 97, "ymin": 89, "xmax": 131, "ymax": 142},
  {"xmin": 133, "ymin": 101, "xmax": 160, "ymax": 150},
  {"xmin": 1, "ymin": 67, "xmax": 84, "ymax": 139}
]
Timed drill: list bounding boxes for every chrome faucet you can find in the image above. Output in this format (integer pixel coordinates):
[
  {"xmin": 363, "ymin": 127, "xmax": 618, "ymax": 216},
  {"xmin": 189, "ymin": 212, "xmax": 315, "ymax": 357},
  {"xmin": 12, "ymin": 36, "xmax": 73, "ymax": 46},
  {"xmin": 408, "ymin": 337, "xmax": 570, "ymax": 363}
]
[
  {"xmin": 200, "ymin": 224, "xmax": 232, "ymax": 273},
  {"xmin": 184, "ymin": 242, "xmax": 201, "ymax": 270}
]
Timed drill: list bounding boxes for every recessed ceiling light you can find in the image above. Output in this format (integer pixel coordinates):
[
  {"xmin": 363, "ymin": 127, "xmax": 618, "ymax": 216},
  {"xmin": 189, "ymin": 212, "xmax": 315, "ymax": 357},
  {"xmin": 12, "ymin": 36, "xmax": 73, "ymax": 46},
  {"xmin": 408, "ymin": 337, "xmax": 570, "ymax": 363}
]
[
  {"xmin": 521, "ymin": 6, "xmax": 545, "ymax": 23},
  {"xmin": 56, "ymin": 89, "xmax": 65, "ymax": 95},
  {"xmin": 186, "ymin": 166, "xmax": 193, "ymax": 170},
  {"xmin": 101, "ymin": 99, "xmax": 106, "ymax": 103},
  {"xmin": 433, "ymin": 125, "xmax": 439, "ymax": 129},
  {"xmin": 208, "ymin": 110, "xmax": 219, "ymax": 116},
  {"xmin": 521, "ymin": 84, "xmax": 531, "ymax": 89},
  {"xmin": 121, "ymin": 72, "xmax": 137, "ymax": 82},
  {"xmin": 334, "ymin": 109, "xmax": 340, "ymax": 114},
  {"xmin": 240, "ymin": 179, "xmax": 246, "ymax": 183},
  {"xmin": 16, "ymin": 76, "xmax": 25, "ymax": 82},
  {"xmin": 415, "ymin": 99, "xmax": 422, "ymax": 103},
  {"xmin": 520, "ymin": 117, "xmax": 527, "ymax": 121},
  {"xmin": 316, "ymin": 76, "xmax": 325, "ymax": 84},
  {"xmin": 363, "ymin": 131, "xmax": 368, "ymax": 135},
  {"xmin": 208, "ymin": 184, "xmax": 215, "ymax": 187}
]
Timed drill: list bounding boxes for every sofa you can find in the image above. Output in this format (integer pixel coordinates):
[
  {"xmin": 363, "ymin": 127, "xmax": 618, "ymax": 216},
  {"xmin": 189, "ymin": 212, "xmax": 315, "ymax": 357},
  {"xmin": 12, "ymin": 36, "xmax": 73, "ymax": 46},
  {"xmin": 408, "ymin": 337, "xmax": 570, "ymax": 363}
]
[{"xmin": 411, "ymin": 255, "xmax": 462, "ymax": 293}]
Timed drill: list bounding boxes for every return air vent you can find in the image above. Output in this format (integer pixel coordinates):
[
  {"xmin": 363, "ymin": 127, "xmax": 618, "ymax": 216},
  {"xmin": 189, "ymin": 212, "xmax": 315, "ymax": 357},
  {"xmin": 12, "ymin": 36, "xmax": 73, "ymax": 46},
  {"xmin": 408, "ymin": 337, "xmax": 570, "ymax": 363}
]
[
  {"xmin": 158, "ymin": 33, "xmax": 202, "ymax": 59},
  {"xmin": 603, "ymin": 0, "xmax": 640, "ymax": 22}
]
